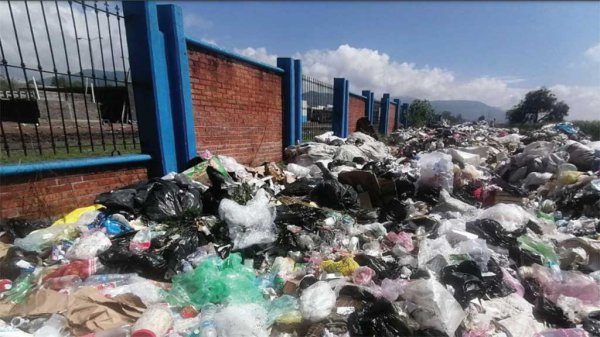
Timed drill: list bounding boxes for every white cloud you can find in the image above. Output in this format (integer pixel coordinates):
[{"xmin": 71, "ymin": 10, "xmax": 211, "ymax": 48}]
[
  {"xmin": 234, "ymin": 47, "xmax": 277, "ymax": 66},
  {"xmin": 584, "ymin": 42, "xmax": 600, "ymax": 63},
  {"xmin": 183, "ymin": 13, "xmax": 213, "ymax": 32},
  {"xmin": 234, "ymin": 44, "xmax": 599, "ymax": 120}
]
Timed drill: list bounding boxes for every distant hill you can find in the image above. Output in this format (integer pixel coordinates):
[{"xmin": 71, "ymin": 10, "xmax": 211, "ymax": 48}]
[{"xmin": 393, "ymin": 96, "xmax": 506, "ymax": 122}]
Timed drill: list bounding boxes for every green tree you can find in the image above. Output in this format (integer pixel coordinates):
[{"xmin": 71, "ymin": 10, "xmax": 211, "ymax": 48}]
[
  {"xmin": 407, "ymin": 99, "xmax": 435, "ymax": 127},
  {"xmin": 478, "ymin": 115, "xmax": 485, "ymax": 121},
  {"xmin": 506, "ymin": 87, "xmax": 569, "ymax": 124}
]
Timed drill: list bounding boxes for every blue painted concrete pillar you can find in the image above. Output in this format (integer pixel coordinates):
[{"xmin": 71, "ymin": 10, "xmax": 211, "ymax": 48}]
[
  {"xmin": 362, "ymin": 90, "xmax": 374, "ymax": 122},
  {"xmin": 333, "ymin": 78, "xmax": 349, "ymax": 137},
  {"xmin": 157, "ymin": 4, "xmax": 196, "ymax": 171},
  {"xmin": 379, "ymin": 93, "xmax": 390, "ymax": 135},
  {"xmin": 277, "ymin": 57, "xmax": 295, "ymax": 147},
  {"xmin": 393, "ymin": 98, "xmax": 401, "ymax": 130},
  {"xmin": 123, "ymin": 1, "xmax": 177, "ymax": 176},
  {"xmin": 293, "ymin": 59, "xmax": 303, "ymax": 144}
]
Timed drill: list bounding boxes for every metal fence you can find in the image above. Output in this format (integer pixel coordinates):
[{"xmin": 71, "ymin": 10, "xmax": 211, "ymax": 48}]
[
  {"xmin": 301, "ymin": 75, "xmax": 333, "ymax": 141},
  {"xmin": 0, "ymin": 0, "xmax": 139, "ymax": 163},
  {"xmin": 372, "ymin": 99, "xmax": 381, "ymax": 132}
]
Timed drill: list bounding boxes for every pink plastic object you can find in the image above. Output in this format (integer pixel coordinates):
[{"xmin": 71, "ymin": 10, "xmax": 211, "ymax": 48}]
[
  {"xmin": 531, "ymin": 264, "xmax": 600, "ymax": 305},
  {"xmin": 385, "ymin": 231, "xmax": 414, "ymax": 252},
  {"xmin": 380, "ymin": 277, "xmax": 408, "ymax": 302},
  {"xmin": 533, "ymin": 328, "xmax": 588, "ymax": 337},
  {"xmin": 501, "ymin": 267, "xmax": 524, "ymax": 297},
  {"xmin": 352, "ymin": 266, "xmax": 376, "ymax": 285}
]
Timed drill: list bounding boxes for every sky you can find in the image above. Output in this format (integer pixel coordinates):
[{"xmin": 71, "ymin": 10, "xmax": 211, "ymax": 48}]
[{"xmin": 172, "ymin": 1, "xmax": 600, "ymax": 120}]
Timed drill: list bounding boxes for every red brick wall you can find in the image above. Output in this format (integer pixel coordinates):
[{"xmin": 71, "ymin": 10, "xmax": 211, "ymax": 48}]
[
  {"xmin": 387, "ymin": 103, "xmax": 397, "ymax": 134},
  {"xmin": 349, "ymin": 94, "xmax": 366, "ymax": 133},
  {"xmin": 0, "ymin": 165, "xmax": 148, "ymax": 220},
  {"xmin": 187, "ymin": 46, "xmax": 283, "ymax": 166}
]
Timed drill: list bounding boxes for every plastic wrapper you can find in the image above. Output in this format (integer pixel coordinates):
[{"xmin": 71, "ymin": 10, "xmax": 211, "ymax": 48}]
[
  {"xmin": 380, "ymin": 277, "xmax": 408, "ymax": 302},
  {"xmin": 167, "ymin": 254, "xmax": 264, "ymax": 307},
  {"xmin": 14, "ymin": 223, "xmax": 80, "ymax": 253},
  {"xmin": 129, "ymin": 229, "xmax": 152, "ymax": 253},
  {"xmin": 218, "ymin": 189, "xmax": 277, "ymax": 249},
  {"xmin": 417, "ymin": 236, "xmax": 454, "ymax": 275},
  {"xmin": 32, "ymin": 314, "xmax": 67, "ymax": 337},
  {"xmin": 42, "ymin": 259, "xmax": 98, "ymax": 282},
  {"xmin": 1, "ymin": 273, "xmax": 36, "ymax": 304},
  {"xmin": 524, "ymin": 264, "xmax": 600, "ymax": 305},
  {"xmin": 583, "ymin": 310, "xmax": 600, "ymax": 336},
  {"xmin": 103, "ymin": 280, "xmax": 166, "ymax": 306},
  {"xmin": 214, "ymin": 303, "xmax": 268, "ymax": 337},
  {"xmin": 384, "ymin": 231, "xmax": 414, "ymax": 252},
  {"xmin": 533, "ymin": 328, "xmax": 589, "ymax": 337},
  {"xmin": 66, "ymin": 231, "xmax": 112, "ymax": 260},
  {"xmin": 417, "ymin": 151, "xmax": 454, "ymax": 193},
  {"xmin": 0, "ymin": 247, "xmax": 40, "ymax": 281},
  {"xmin": 401, "ymin": 278, "xmax": 466, "ymax": 336},
  {"xmin": 300, "ymin": 281, "xmax": 336, "ymax": 322}
]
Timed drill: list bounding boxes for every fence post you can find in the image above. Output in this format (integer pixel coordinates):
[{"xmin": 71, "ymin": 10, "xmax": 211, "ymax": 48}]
[
  {"xmin": 293, "ymin": 60, "xmax": 303, "ymax": 144},
  {"xmin": 333, "ymin": 78, "xmax": 349, "ymax": 137},
  {"xmin": 362, "ymin": 90, "xmax": 374, "ymax": 122},
  {"xmin": 277, "ymin": 57, "xmax": 295, "ymax": 147},
  {"xmin": 402, "ymin": 103, "xmax": 409, "ymax": 127},
  {"xmin": 156, "ymin": 4, "xmax": 196, "ymax": 171},
  {"xmin": 379, "ymin": 93, "xmax": 390, "ymax": 135},
  {"xmin": 393, "ymin": 98, "xmax": 401, "ymax": 130},
  {"xmin": 123, "ymin": 1, "xmax": 178, "ymax": 176}
]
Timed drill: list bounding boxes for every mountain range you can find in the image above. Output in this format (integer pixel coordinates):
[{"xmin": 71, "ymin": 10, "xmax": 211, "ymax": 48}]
[{"xmin": 395, "ymin": 96, "xmax": 506, "ymax": 122}]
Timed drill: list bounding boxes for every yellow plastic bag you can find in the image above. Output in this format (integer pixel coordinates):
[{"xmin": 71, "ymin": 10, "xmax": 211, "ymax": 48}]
[
  {"xmin": 321, "ymin": 257, "xmax": 360, "ymax": 276},
  {"xmin": 52, "ymin": 205, "xmax": 104, "ymax": 225},
  {"xmin": 558, "ymin": 171, "xmax": 583, "ymax": 185}
]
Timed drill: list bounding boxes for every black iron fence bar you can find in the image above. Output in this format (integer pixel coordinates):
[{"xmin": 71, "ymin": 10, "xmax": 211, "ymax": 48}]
[
  {"xmin": 0, "ymin": 0, "xmax": 139, "ymax": 160},
  {"xmin": 301, "ymin": 75, "xmax": 334, "ymax": 141},
  {"xmin": 70, "ymin": 0, "xmax": 98, "ymax": 151},
  {"xmin": 74, "ymin": 0, "xmax": 124, "ymax": 18},
  {"xmin": 25, "ymin": 1, "xmax": 58, "ymax": 155},
  {"xmin": 57, "ymin": 0, "xmax": 85, "ymax": 152},
  {"xmin": 116, "ymin": 4, "xmax": 136, "ymax": 149},
  {"xmin": 41, "ymin": 0, "xmax": 71, "ymax": 154},
  {"xmin": 8, "ymin": 0, "xmax": 43, "ymax": 156}
]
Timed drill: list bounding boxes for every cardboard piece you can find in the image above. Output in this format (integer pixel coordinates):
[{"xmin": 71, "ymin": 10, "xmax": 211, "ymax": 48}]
[{"xmin": 0, "ymin": 287, "xmax": 145, "ymax": 335}]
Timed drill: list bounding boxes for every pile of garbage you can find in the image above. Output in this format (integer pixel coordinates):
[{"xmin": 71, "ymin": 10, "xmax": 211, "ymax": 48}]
[{"xmin": 1, "ymin": 121, "xmax": 599, "ymax": 337}]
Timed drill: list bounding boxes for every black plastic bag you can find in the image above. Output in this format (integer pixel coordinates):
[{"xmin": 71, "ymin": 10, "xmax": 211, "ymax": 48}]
[
  {"xmin": 465, "ymin": 219, "xmax": 525, "ymax": 249},
  {"xmin": 583, "ymin": 311, "xmax": 600, "ymax": 336},
  {"xmin": 378, "ymin": 198, "xmax": 410, "ymax": 223},
  {"xmin": 142, "ymin": 180, "xmax": 202, "ymax": 221},
  {"xmin": 0, "ymin": 218, "xmax": 50, "ymax": 240},
  {"xmin": 98, "ymin": 233, "xmax": 168, "ymax": 281},
  {"xmin": 482, "ymin": 258, "xmax": 515, "ymax": 298},
  {"xmin": 440, "ymin": 260, "xmax": 484, "ymax": 308},
  {"xmin": 347, "ymin": 299, "xmax": 413, "ymax": 337},
  {"xmin": 278, "ymin": 177, "xmax": 322, "ymax": 197},
  {"xmin": 534, "ymin": 296, "xmax": 575, "ymax": 328},
  {"xmin": 274, "ymin": 204, "xmax": 326, "ymax": 233},
  {"xmin": 0, "ymin": 247, "xmax": 40, "ymax": 281},
  {"xmin": 354, "ymin": 254, "xmax": 403, "ymax": 280},
  {"xmin": 95, "ymin": 188, "xmax": 138, "ymax": 213},
  {"xmin": 394, "ymin": 176, "xmax": 416, "ymax": 200},
  {"xmin": 309, "ymin": 179, "xmax": 359, "ymax": 210}
]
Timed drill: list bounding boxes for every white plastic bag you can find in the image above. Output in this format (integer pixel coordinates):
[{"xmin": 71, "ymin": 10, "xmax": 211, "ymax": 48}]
[
  {"xmin": 477, "ymin": 203, "xmax": 533, "ymax": 232},
  {"xmin": 417, "ymin": 236, "xmax": 454, "ymax": 274},
  {"xmin": 215, "ymin": 303, "xmax": 268, "ymax": 337},
  {"xmin": 66, "ymin": 230, "xmax": 112, "ymax": 260},
  {"xmin": 417, "ymin": 152, "xmax": 454, "ymax": 192},
  {"xmin": 300, "ymin": 281, "xmax": 336, "ymax": 322},
  {"xmin": 218, "ymin": 189, "xmax": 277, "ymax": 249},
  {"xmin": 401, "ymin": 278, "xmax": 466, "ymax": 336}
]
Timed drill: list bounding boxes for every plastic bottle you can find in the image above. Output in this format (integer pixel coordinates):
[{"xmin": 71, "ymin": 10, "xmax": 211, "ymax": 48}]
[
  {"xmin": 83, "ymin": 273, "xmax": 139, "ymax": 286},
  {"xmin": 33, "ymin": 314, "xmax": 67, "ymax": 337},
  {"xmin": 132, "ymin": 306, "xmax": 173, "ymax": 337},
  {"xmin": 199, "ymin": 303, "xmax": 218, "ymax": 337},
  {"xmin": 129, "ymin": 229, "xmax": 152, "ymax": 253}
]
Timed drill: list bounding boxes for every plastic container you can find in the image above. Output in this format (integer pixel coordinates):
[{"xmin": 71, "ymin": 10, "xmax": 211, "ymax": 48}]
[
  {"xmin": 129, "ymin": 229, "xmax": 152, "ymax": 254},
  {"xmin": 199, "ymin": 303, "xmax": 218, "ymax": 337},
  {"xmin": 132, "ymin": 306, "xmax": 173, "ymax": 337},
  {"xmin": 33, "ymin": 314, "xmax": 67, "ymax": 337}
]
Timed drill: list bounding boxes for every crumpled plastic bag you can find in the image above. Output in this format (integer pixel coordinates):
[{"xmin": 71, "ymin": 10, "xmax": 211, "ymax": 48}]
[
  {"xmin": 418, "ymin": 236, "xmax": 454, "ymax": 274},
  {"xmin": 417, "ymin": 151, "xmax": 454, "ymax": 193},
  {"xmin": 321, "ymin": 257, "xmax": 360, "ymax": 276},
  {"xmin": 215, "ymin": 303, "xmax": 269, "ymax": 337},
  {"xmin": 14, "ymin": 223, "xmax": 80, "ymax": 253},
  {"xmin": 300, "ymin": 281, "xmax": 336, "ymax": 322},
  {"xmin": 66, "ymin": 231, "xmax": 112, "ymax": 260},
  {"xmin": 477, "ymin": 203, "xmax": 533, "ymax": 232},
  {"xmin": 401, "ymin": 278, "xmax": 466, "ymax": 336},
  {"xmin": 218, "ymin": 189, "xmax": 277, "ymax": 249},
  {"xmin": 347, "ymin": 299, "xmax": 413, "ymax": 337}
]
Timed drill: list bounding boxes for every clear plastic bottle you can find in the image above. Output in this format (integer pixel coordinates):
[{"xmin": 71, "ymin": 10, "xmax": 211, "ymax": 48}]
[
  {"xmin": 199, "ymin": 303, "xmax": 218, "ymax": 337},
  {"xmin": 33, "ymin": 314, "xmax": 67, "ymax": 337}
]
